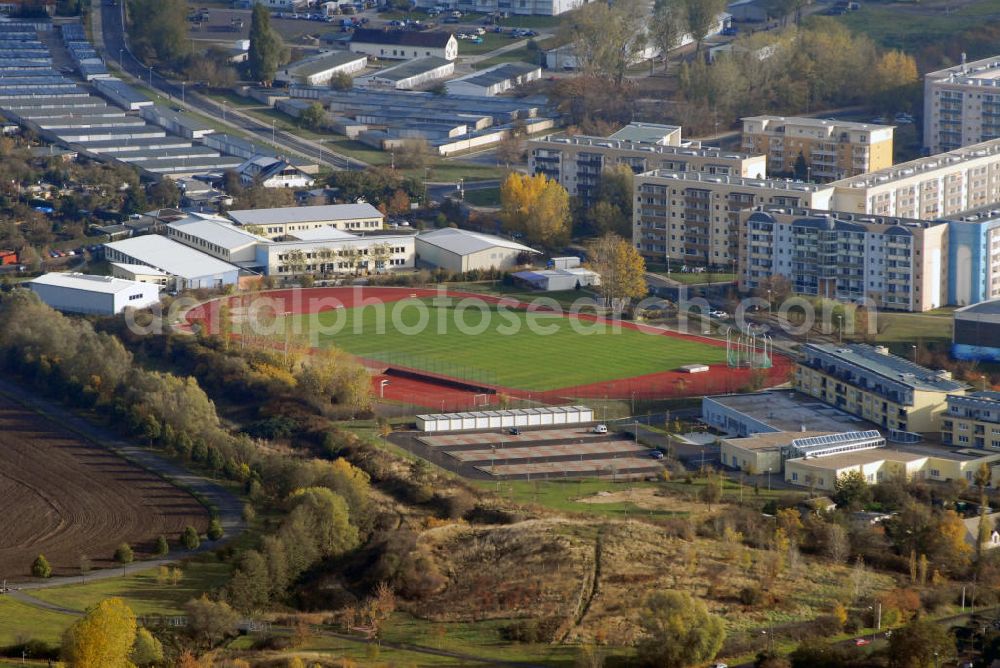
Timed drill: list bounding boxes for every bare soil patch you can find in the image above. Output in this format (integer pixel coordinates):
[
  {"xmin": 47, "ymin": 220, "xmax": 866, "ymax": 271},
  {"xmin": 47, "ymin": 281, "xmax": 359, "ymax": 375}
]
[{"xmin": 0, "ymin": 395, "xmax": 209, "ymax": 578}]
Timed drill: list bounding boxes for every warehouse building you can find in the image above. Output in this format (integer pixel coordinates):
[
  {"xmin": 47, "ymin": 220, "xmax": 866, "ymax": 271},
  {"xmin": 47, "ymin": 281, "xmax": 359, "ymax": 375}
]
[
  {"xmin": 795, "ymin": 343, "xmax": 966, "ymax": 434},
  {"xmin": 415, "ymin": 228, "xmax": 539, "ymax": 273},
  {"xmin": 350, "ymin": 29, "xmax": 459, "ymax": 61},
  {"xmin": 276, "ymin": 51, "xmax": 368, "ymax": 86},
  {"xmin": 953, "ymin": 299, "xmax": 1000, "ymax": 361},
  {"xmin": 29, "ymin": 272, "xmax": 161, "ymax": 315},
  {"xmin": 103, "ymin": 236, "xmax": 241, "ymax": 291},
  {"xmin": 738, "ymin": 206, "xmax": 949, "ymax": 312},
  {"xmin": 511, "ymin": 267, "xmax": 600, "ymax": 291},
  {"xmin": 166, "ymin": 215, "xmax": 265, "ymax": 264},
  {"xmin": 227, "ymin": 203, "xmax": 384, "ymax": 237},
  {"xmin": 110, "ymin": 262, "xmax": 169, "ymax": 286},
  {"xmin": 444, "ymin": 62, "xmax": 542, "ymax": 97},
  {"xmin": 356, "ymin": 56, "xmax": 454, "ymax": 90},
  {"xmin": 93, "ymin": 77, "xmax": 153, "ymax": 111},
  {"xmin": 417, "ymin": 405, "xmax": 594, "ymax": 432}
]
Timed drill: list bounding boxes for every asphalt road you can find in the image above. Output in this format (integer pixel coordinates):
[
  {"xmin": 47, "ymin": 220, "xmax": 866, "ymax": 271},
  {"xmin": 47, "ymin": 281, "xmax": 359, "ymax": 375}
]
[{"xmin": 98, "ymin": 1, "xmax": 361, "ymax": 170}]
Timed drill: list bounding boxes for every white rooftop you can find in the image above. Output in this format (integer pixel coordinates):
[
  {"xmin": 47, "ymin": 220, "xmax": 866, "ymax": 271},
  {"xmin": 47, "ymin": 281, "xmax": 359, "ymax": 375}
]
[
  {"xmin": 29, "ymin": 272, "xmax": 156, "ymax": 295},
  {"xmin": 168, "ymin": 216, "xmax": 265, "ymax": 251},
  {"xmin": 227, "ymin": 203, "xmax": 384, "ymax": 226},
  {"xmin": 285, "ymin": 226, "xmax": 359, "ymax": 242},
  {"xmin": 110, "ymin": 262, "xmax": 167, "ymax": 276},
  {"xmin": 104, "ymin": 235, "xmax": 240, "ymax": 279},
  {"xmin": 415, "ymin": 228, "xmax": 539, "ymax": 256}
]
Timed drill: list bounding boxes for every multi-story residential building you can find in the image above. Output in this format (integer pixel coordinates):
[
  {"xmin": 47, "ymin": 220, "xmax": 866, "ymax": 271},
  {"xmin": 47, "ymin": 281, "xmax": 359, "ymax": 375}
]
[
  {"xmin": 739, "ymin": 206, "xmax": 949, "ymax": 312},
  {"xmin": 794, "ymin": 343, "xmax": 966, "ymax": 434},
  {"xmin": 529, "ymin": 125, "xmax": 765, "ymax": 207},
  {"xmin": 947, "ymin": 205, "xmax": 1000, "ymax": 306},
  {"xmin": 942, "ymin": 392, "xmax": 1000, "ymax": 449},
  {"xmin": 741, "ymin": 115, "xmax": 894, "ymax": 181},
  {"xmin": 829, "ymin": 138, "xmax": 1000, "ymax": 219},
  {"xmin": 633, "ymin": 171, "xmax": 833, "ymax": 266},
  {"xmin": 923, "ymin": 55, "xmax": 1000, "ymax": 154}
]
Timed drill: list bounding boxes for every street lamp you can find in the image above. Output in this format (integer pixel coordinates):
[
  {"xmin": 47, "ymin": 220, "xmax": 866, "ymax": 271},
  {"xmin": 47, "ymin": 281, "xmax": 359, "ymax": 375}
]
[
  {"xmin": 181, "ymin": 80, "xmax": 186, "ymax": 106},
  {"xmin": 271, "ymin": 121, "xmax": 276, "ymax": 144},
  {"xmin": 148, "ymin": 64, "xmax": 153, "ymax": 88},
  {"xmin": 836, "ymin": 313, "xmax": 843, "ymax": 344},
  {"xmin": 911, "ymin": 344, "xmax": 918, "ymax": 365}
]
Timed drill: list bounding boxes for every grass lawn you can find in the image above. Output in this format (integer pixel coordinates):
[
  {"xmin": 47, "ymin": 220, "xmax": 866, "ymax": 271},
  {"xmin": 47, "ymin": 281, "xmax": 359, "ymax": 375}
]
[
  {"xmin": 0, "ymin": 597, "xmax": 74, "ymax": 645},
  {"xmin": 659, "ymin": 272, "xmax": 737, "ymax": 286},
  {"xmin": 287, "ymin": 300, "xmax": 727, "ymax": 390},
  {"xmin": 29, "ymin": 561, "xmax": 231, "ymax": 619},
  {"xmin": 831, "ymin": 0, "xmax": 1000, "ymax": 51},
  {"xmin": 461, "ymin": 186, "xmax": 500, "ymax": 206},
  {"xmin": 865, "ymin": 311, "xmax": 953, "ymax": 346},
  {"xmin": 458, "ymin": 31, "xmax": 513, "ymax": 54}
]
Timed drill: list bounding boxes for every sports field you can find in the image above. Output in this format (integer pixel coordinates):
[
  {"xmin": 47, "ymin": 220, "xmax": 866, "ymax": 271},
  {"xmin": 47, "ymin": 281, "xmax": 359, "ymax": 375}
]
[{"xmin": 284, "ymin": 300, "xmax": 728, "ymax": 391}]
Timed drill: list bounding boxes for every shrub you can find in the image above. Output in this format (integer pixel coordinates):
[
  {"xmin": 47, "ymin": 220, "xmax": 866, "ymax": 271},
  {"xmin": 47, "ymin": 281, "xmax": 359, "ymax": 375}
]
[
  {"xmin": 31, "ymin": 554, "xmax": 51, "ymax": 578},
  {"xmin": 739, "ymin": 585, "xmax": 764, "ymax": 606},
  {"xmin": 207, "ymin": 518, "xmax": 224, "ymax": 541},
  {"xmin": 181, "ymin": 526, "xmax": 201, "ymax": 551}
]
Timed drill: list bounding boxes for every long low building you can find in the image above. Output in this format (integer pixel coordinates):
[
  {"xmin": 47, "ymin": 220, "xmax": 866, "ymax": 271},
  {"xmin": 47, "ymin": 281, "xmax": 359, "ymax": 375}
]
[
  {"xmin": 28, "ymin": 272, "xmax": 161, "ymax": 315},
  {"xmin": 444, "ymin": 62, "xmax": 542, "ymax": 98},
  {"xmin": 227, "ymin": 203, "xmax": 384, "ymax": 237},
  {"xmin": 417, "ymin": 406, "xmax": 594, "ymax": 432},
  {"xmin": 415, "ymin": 228, "xmax": 540, "ymax": 273},
  {"xmin": 103, "ymin": 235, "xmax": 241, "ymax": 291},
  {"xmin": 276, "ymin": 51, "xmax": 368, "ymax": 86},
  {"xmin": 356, "ymin": 56, "xmax": 455, "ymax": 90},
  {"xmin": 952, "ymin": 299, "xmax": 1000, "ymax": 361}
]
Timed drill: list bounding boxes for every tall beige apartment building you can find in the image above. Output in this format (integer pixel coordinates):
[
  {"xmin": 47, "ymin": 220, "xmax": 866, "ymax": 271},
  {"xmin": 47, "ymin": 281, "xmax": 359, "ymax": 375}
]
[
  {"xmin": 923, "ymin": 55, "xmax": 1000, "ymax": 154},
  {"xmin": 742, "ymin": 115, "xmax": 895, "ymax": 181},
  {"xmin": 739, "ymin": 206, "xmax": 949, "ymax": 312},
  {"xmin": 829, "ymin": 138, "xmax": 1000, "ymax": 219},
  {"xmin": 633, "ymin": 170, "xmax": 834, "ymax": 265},
  {"xmin": 529, "ymin": 124, "xmax": 766, "ymax": 206}
]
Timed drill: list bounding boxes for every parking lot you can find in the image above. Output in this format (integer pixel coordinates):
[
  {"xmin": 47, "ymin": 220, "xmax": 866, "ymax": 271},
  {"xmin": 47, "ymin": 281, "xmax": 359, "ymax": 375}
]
[{"xmin": 393, "ymin": 425, "xmax": 665, "ymax": 481}]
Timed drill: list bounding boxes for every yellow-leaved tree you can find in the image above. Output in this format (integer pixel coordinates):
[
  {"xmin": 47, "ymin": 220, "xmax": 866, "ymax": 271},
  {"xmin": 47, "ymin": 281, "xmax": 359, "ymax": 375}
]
[
  {"xmin": 500, "ymin": 172, "xmax": 570, "ymax": 249},
  {"xmin": 61, "ymin": 597, "xmax": 138, "ymax": 668},
  {"xmin": 586, "ymin": 233, "xmax": 647, "ymax": 314}
]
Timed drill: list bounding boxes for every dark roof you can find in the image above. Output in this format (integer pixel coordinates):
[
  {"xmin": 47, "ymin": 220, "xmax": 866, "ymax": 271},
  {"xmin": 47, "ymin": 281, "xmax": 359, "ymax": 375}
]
[{"xmin": 351, "ymin": 28, "xmax": 453, "ymax": 49}]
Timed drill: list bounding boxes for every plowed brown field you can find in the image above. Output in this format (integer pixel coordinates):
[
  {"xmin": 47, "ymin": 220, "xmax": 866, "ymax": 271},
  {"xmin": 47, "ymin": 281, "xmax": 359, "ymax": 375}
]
[{"xmin": 0, "ymin": 395, "xmax": 208, "ymax": 578}]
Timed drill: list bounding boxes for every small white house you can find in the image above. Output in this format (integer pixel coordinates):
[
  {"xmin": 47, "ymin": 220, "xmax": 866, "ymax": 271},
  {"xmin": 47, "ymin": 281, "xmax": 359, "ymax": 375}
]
[
  {"xmin": 29, "ymin": 272, "xmax": 161, "ymax": 315},
  {"xmin": 350, "ymin": 29, "xmax": 459, "ymax": 61},
  {"xmin": 511, "ymin": 267, "xmax": 600, "ymax": 291},
  {"xmin": 445, "ymin": 62, "xmax": 541, "ymax": 97},
  {"xmin": 236, "ymin": 156, "xmax": 316, "ymax": 189}
]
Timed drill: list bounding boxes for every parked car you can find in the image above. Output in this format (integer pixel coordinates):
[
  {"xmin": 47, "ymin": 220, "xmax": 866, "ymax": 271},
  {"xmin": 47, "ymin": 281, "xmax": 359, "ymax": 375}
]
[
  {"xmin": 649, "ymin": 450, "xmax": 665, "ymax": 460},
  {"xmin": 508, "ymin": 427, "xmax": 521, "ymax": 435},
  {"xmin": 443, "ymin": 15, "xmax": 458, "ymax": 22},
  {"xmin": 592, "ymin": 424, "xmax": 608, "ymax": 434},
  {"xmin": 470, "ymin": 36, "xmax": 483, "ymax": 44},
  {"xmin": 855, "ymin": 639, "xmax": 870, "ymax": 647}
]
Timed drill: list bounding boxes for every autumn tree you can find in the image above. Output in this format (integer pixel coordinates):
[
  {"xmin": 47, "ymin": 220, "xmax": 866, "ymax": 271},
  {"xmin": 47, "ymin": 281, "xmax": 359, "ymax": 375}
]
[
  {"xmin": 61, "ymin": 597, "xmax": 138, "ymax": 668},
  {"xmin": 114, "ymin": 543, "xmax": 134, "ymax": 576},
  {"xmin": 586, "ymin": 233, "xmax": 648, "ymax": 313},
  {"xmin": 834, "ymin": 470, "xmax": 873, "ymax": 511},
  {"xmin": 868, "ymin": 49, "xmax": 919, "ymax": 115},
  {"xmin": 394, "ymin": 139, "xmax": 430, "ymax": 170},
  {"xmin": 207, "ymin": 518, "xmax": 224, "ymax": 541},
  {"xmin": 582, "ymin": 164, "xmax": 634, "ymax": 237},
  {"xmin": 683, "ymin": 0, "xmax": 727, "ymax": 53},
  {"xmin": 286, "ymin": 487, "xmax": 360, "ymax": 558},
  {"xmin": 560, "ymin": 0, "xmax": 649, "ymax": 84},
  {"xmin": 636, "ymin": 590, "xmax": 726, "ymax": 667},
  {"xmin": 650, "ymin": 0, "xmax": 688, "ymax": 72},
  {"xmin": 388, "ymin": 189, "xmax": 411, "ymax": 216},
  {"xmin": 184, "ymin": 595, "xmax": 240, "ymax": 647},
  {"xmin": 500, "ymin": 172, "xmax": 570, "ymax": 248},
  {"xmin": 887, "ymin": 618, "xmax": 955, "ymax": 668},
  {"xmin": 129, "ymin": 628, "xmax": 164, "ymax": 667},
  {"xmin": 300, "ymin": 102, "xmax": 327, "ymax": 131},
  {"xmin": 496, "ymin": 131, "xmax": 526, "ymax": 166},
  {"xmin": 127, "ymin": 0, "xmax": 190, "ymax": 66},
  {"xmin": 248, "ymin": 4, "xmax": 287, "ymax": 85},
  {"xmin": 295, "ymin": 347, "xmax": 372, "ymax": 415}
]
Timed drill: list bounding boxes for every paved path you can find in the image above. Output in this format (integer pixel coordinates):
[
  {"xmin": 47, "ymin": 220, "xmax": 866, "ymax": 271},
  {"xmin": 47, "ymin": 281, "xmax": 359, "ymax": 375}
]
[{"xmin": 0, "ymin": 379, "xmax": 247, "ymax": 589}]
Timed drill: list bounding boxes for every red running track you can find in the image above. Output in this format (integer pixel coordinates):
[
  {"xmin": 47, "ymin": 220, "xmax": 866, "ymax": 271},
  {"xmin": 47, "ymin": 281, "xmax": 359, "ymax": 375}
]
[{"xmin": 184, "ymin": 287, "xmax": 791, "ymax": 410}]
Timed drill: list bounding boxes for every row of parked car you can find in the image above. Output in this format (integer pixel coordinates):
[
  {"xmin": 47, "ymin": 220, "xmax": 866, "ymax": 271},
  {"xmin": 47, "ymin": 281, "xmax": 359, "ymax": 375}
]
[{"xmin": 48, "ymin": 244, "xmax": 100, "ymax": 259}]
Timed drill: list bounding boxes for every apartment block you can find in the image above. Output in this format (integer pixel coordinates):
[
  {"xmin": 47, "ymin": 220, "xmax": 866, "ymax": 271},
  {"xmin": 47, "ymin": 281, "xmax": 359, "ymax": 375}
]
[
  {"xmin": 942, "ymin": 392, "xmax": 1000, "ymax": 449},
  {"xmin": 529, "ymin": 124, "xmax": 766, "ymax": 206},
  {"xmin": 742, "ymin": 115, "xmax": 894, "ymax": 180},
  {"xmin": 829, "ymin": 138, "xmax": 1000, "ymax": 219},
  {"xmin": 794, "ymin": 343, "xmax": 966, "ymax": 434},
  {"xmin": 633, "ymin": 171, "xmax": 833, "ymax": 266},
  {"xmin": 924, "ymin": 55, "xmax": 1000, "ymax": 154},
  {"xmin": 947, "ymin": 204, "xmax": 1000, "ymax": 306},
  {"xmin": 739, "ymin": 206, "xmax": 948, "ymax": 312}
]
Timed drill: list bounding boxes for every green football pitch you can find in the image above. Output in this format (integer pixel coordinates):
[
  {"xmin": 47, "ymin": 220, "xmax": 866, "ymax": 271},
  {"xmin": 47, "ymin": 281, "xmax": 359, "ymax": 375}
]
[{"xmin": 282, "ymin": 301, "xmax": 727, "ymax": 391}]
